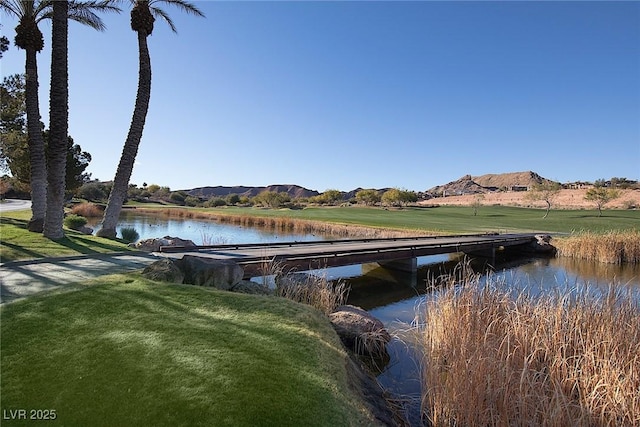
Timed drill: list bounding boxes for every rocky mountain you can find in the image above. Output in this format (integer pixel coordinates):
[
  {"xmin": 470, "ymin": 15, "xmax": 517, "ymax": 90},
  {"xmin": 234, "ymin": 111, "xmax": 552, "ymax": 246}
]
[
  {"xmin": 472, "ymin": 171, "xmax": 555, "ymax": 189},
  {"xmin": 186, "ymin": 184, "xmax": 320, "ymax": 199},
  {"xmin": 427, "ymin": 171, "xmax": 557, "ymax": 197},
  {"xmin": 184, "ymin": 172, "xmax": 558, "ymax": 200}
]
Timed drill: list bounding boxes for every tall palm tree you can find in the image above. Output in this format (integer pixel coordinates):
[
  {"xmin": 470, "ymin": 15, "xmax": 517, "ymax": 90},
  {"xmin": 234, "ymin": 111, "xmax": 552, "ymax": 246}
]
[
  {"xmin": 43, "ymin": 0, "xmax": 120, "ymax": 239},
  {"xmin": 98, "ymin": 0, "xmax": 204, "ymax": 238},
  {"xmin": 0, "ymin": 0, "xmax": 119, "ymax": 234},
  {"xmin": 42, "ymin": 0, "xmax": 68, "ymax": 239},
  {"xmin": 1, "ymin": 0, "xmax": 48, "ymax": 231}
]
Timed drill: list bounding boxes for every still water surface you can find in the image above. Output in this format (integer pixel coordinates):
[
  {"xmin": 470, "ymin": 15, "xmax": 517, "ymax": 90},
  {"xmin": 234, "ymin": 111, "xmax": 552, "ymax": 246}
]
[{"xmin": 99, "ymin": 212, "xmax": 640, "ymax": 425}]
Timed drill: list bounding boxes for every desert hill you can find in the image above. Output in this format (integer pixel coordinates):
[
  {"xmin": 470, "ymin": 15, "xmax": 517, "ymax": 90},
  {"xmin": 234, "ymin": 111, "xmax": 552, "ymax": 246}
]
[{"xmin": 427, "ymin": 171, "xmax": 557, "ymax": 197}]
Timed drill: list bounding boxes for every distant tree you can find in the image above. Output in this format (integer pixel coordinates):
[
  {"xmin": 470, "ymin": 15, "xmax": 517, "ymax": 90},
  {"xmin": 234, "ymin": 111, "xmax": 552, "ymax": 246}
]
[
  {"xmin": 594, "ymin": 178, "xmax": 607, "ymax": 188},
  {"xmin": 253, "ymin": 190, "xmax": 290, "ymax": 208},
  {"xmin": 170, "ymin": 191, "xmax": 187, "ymax": 205},
  {"xmin": 355, "ymin": 189, "xmax": 381, "ymax": 206},
  {"xmin": 99, "ymin": 0, "xmax": 205, "ymax": 238},
  {"xmin": 471, "ymin": 194, "xmax": 485, "ymax": 216},
  {"xmin": 399, "ymin": 189, "xmax": 418, "ymax": 205},
  {"xmin": 0, "ymin": 35, "xmax": 8, "ymax": 58},
  {"xmin": 527, "ymin": 181, "xmax": 562, "ymax": 218},
  {"xmin": 584, "ymin": 186, "xmax": 620, "ymax": 217},
  {"xmin": 77, "ymin": 180, "xmax": 108, "ymax": 201},
  {"xmin": 225, "ymin": 194, "xmax": 240, "ymax": 205},
  {"xmin": 311, "ymin": 189, "xmax": 343, "ymax": 205},
  {"xmin": 383, "ymin": 188, "xmax": 417, "ymax": 207},
  {"xmin": 381, "ymin": 188, "xmax": 401, "ymax": 207},
  {"xmin": 0, "ymin": 177, "xmax": 10, "ymax": 199},
  {"xmin": 1, "ymin": 113, "xmax": 92, "ymax": 197},
  {"xmin": 184, "ymin": 195, "xmax": 200, "ymax": 207}
]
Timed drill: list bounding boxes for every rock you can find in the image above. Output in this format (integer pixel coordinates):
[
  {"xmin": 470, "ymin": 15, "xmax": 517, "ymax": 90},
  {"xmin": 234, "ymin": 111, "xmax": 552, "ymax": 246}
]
[
  {"xmin": 78, "ymin": 225, "xmax": 94, "ymax": 235},
  {"xmin": 329, "ymin": 305, "xmax": 391, "ymax": 358},
  {"xmin": 180, "ymin": 255, "xmax": 244, "ymax": 290},
  {"xmin": 524, "ymin": 234, "xmax": 557, "ymax": 254},
  {"xmin": 132, "ymin": 236, "xmax": 196, "ymax": 252},
  {"xmin": 142, "ymin": 258, "xmax": 184, "ymax": 284},
  {"xmin": 230, "ymin": 280, "xmax": 273, "ymax": 296}
]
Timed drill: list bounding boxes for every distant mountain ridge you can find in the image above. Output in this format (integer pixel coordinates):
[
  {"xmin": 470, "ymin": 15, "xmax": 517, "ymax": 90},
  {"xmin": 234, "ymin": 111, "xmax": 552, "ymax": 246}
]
[
  {"xmin": 186, "ymin": 184, "xmax": 320, "ymax": 199},
  {"xmin": 183, "ymin": 171, "xmax": 557, "ymax": 200}
]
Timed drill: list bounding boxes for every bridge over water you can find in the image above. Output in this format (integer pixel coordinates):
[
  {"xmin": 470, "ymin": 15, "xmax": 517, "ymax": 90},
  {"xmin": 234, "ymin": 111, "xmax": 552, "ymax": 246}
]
[{"xmin": 158, "ymin": 233, "xmax": 543, "ymax": 277}]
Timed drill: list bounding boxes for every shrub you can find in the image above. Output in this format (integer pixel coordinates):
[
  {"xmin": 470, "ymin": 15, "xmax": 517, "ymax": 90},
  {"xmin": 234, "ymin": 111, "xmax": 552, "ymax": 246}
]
[
  {"xmin": 63, "ymin": 214, "xmax": 88, "ymax": 231},
  {"xmin": 120, "ymin": 227, "xmax": 140, "ymax": 243},
  {"xmin": 184, "ymin": 196, "xmax": 200, "ymax": 207},
  {"xmin": 70, "ymin": 202, "xmax": 103, "ymax": 218}
]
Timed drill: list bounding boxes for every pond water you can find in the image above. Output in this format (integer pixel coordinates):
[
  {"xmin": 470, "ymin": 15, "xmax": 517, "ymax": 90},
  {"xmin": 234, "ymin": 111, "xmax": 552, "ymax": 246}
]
[{"xmin": 95, "ymin": 212, "xmax": 640, "ymax": 426}]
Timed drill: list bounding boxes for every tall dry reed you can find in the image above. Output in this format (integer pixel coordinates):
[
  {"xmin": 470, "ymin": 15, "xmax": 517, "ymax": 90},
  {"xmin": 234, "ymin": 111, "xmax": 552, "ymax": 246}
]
[
  {"xmin": 274, "ymin": 270, "xmax": 350, "ymax": 315},
  {"xmin": 417, "ymin": 271, "xmax": 640, "ymax": 426},
  {"xmin": 70, "ymin": 202, "xmax": 103, "ymax": 218},
  {"xmin": 554, "ymin": 230, "xmax": 640, "ymax": 264}
]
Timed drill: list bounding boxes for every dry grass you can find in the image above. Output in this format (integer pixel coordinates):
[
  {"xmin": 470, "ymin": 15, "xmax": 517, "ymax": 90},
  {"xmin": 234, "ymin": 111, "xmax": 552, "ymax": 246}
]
[
  {"xmin": 275, "ymin": 271, "xmax": 350, "ymax": 315},
  {"xmin": 70, "ymin": 202, "xmax": 103, "ymax": 218},
  {"xmin": 416, "ymin": 270, "xmax": 640, "ymax": 426},
  {"xmin": 554, "ymin": 230, "xmax": 640, "ymax": 264}
]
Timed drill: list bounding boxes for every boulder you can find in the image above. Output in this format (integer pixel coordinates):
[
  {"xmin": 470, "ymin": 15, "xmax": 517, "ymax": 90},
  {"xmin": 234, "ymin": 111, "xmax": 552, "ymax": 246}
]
[
  {"xmin": 230, "ymin": 280, "xmax": 273, "ymax": 296},
  {"xmin": 142, "ymin": 258, "xmax": 184, "ymax": 284},
  {"xmin": 180, "ymin": 255, "xmax": 244, "ymax": 290},
  {"xmin": 329, "ymin": 305, "xmax": 391, "ymax": 358},
  {"xmin": 132, "ymin": 236, "xmax": 197, "ymax": 252},
  {"xmin": 525, "ymin": 234, "xmax": 557, "ymax": 254},
  {"xmin": 78, "ymin": 225, "xmax": 94, "ymax": 235}
]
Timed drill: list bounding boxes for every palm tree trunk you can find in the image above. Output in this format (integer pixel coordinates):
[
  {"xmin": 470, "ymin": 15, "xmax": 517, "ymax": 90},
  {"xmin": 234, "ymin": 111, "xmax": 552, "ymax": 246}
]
[
  {"xmin": 24, "ymin": 48, "xmax": 47, "ymax": 232},
  {"xmin": 43, "ymin": 0, "xmax": 68, "ymax": 240},
  {"xmin": 98, "ymin": 31, "xmax": 151, "ymax": 238}
]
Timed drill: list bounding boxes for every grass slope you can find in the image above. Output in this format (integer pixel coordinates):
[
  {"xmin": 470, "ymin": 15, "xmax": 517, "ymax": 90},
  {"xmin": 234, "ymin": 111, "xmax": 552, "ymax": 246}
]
[{"xmin": 1, "ymin": 276, "xmax": 377, "ymax": 426}]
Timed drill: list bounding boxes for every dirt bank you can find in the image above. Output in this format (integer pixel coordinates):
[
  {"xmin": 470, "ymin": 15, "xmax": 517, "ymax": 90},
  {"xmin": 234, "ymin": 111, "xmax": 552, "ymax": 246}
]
[{"xmin": 419, "ymin": 189, "xmax": 640, "ymax": 210}]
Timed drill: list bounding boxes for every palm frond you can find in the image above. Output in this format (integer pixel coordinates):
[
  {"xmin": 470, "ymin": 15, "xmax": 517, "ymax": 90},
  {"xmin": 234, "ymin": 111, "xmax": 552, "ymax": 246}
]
[
  {"xmin": 148, "ymin": 0, "xmax": 204, "ymax": 33},
  {"xmin": 68, "ymin": 1, "xmax": 122, "ymax": 31},
  {"xmin": 0, "ymin": 0, "xmax": 24, "ymax": 18},
  {"xmin": 152, "ymin": 0, "xmax": 205, "ymax": 18}
]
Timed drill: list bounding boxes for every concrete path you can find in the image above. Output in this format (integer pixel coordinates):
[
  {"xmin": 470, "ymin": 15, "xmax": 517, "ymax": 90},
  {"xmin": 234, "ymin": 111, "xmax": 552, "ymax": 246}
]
[
  {"xmin": 0, "ymin": 199, "xmax": 32, "ymax": 212},
  {"xmin": 0, "ymin": 252, "xmax": 159, "ymax": 305}
]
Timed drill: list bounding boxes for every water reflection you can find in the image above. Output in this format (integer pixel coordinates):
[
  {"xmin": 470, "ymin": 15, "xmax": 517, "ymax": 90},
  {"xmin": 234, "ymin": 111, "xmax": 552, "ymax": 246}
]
[{"xmin": 89, "ymin": 211, "xmax": 330, "ymax": 244}]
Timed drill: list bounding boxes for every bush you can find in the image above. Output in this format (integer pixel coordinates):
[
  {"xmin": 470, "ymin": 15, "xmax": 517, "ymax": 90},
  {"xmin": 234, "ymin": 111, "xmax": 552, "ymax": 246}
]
[
  {"xmin": 119, "ymin": 227, "xmax": 140, "ymax": 243},
  {"xmin": 184, "ymin": 196, "xmax": 200, "ymax": 207},
  {"xmin": 70, "ymin": 202, "xmax": 103, "ymax": 218},
  {"xmin": 63, "ymin": 214, "xmax": 88, "ymax": 231}
]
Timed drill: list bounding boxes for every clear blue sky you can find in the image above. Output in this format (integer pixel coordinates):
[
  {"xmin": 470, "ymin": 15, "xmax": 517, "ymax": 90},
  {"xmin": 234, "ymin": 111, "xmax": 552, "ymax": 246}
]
[{"xmin": 2, "ymin": 1, "xmax": 639, "ymax": 192}]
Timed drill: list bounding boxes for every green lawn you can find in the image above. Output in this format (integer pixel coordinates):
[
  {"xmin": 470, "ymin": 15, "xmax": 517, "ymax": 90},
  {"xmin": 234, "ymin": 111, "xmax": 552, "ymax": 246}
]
[
  {"xmin": 1, "ymin": 276, "xmax": 377, "ymax": 426},
  {"xmin": 200, "ymin": 205, "xmax": 640, "ymax": 234},
  {"xmin": 0, "ymin": 210, "xmax": 133, "ymax": 262}
]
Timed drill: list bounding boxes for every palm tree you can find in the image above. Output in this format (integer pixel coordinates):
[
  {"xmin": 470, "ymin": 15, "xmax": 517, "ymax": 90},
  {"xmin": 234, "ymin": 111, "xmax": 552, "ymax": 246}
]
[
  {"xmin": 41, "ymin": 0, "xmax": 68, "ymax": 239},
  {"xmin": 98, "ymin": 0, "xmax": 204, "ymax": 238},
  {"xmin": 44, "ymin": 0, "xmax": 120, "ymax": 239},
  {"xmin": 1, "ymin": 0, "xmax": 48, "ymax": 231},
  {"xmin": 0, "ymin": 0, "xmax": 119, "ymax": 235}
]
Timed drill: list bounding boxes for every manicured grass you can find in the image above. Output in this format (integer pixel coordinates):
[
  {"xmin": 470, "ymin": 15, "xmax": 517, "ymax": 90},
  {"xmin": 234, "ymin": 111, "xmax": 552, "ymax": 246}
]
[
  {"xmin": 171, "ymin": 205, "xmax": 640, "ymax": 234},
  {"xmin": 1, "ymin": 276, "xmax": 376, "ymax": 426},
  {"xmin": 0, "ymin": 210, "xmax": 133, "ymax": 262}
]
